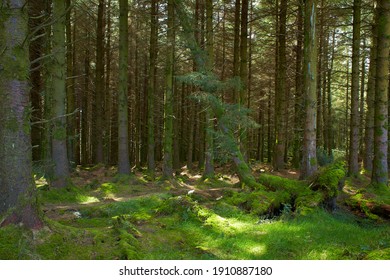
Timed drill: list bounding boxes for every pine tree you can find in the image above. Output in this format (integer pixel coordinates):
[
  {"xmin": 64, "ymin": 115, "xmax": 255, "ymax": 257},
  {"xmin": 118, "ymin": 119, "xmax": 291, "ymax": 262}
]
[
  {"xmin": 0, "ymin": 0, "xmax": 43, "ymax": 229},
  {"xmin": 117, "ymin": 0, "xmax": 131, "ymax": 175},
  {"xmin": 51, "ymin": 0, "xmax": 70, "ymax": 188},
  {"xmin": 372, "ymin": 0, "xmax": 390, "ymax": 186},
  {"xmin": 163, "ymin": 0, "xmax": 175, "ymax": 178},
  {"xmin": 300, "ymin": 0, "xmax": 318, "ymax": 179}
]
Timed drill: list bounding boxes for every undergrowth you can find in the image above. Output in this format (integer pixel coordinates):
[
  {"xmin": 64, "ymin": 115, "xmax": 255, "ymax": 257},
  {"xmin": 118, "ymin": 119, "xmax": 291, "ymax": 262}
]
[{"xmin": 0, "ymin": 167, "xmax": 389, "ymax": 260}]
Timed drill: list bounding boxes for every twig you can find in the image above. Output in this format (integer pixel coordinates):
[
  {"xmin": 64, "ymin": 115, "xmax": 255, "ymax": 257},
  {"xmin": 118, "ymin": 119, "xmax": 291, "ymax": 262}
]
[{"xmin": 31, "ymin": 109, "xmax": 80, "ymax": 126}]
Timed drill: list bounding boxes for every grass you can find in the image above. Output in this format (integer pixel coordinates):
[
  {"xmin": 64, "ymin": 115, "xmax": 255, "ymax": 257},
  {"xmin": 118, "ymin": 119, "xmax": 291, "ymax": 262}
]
[{"xmin": 0, "ymin": 168, "xmax": 389, "ymax": 260}]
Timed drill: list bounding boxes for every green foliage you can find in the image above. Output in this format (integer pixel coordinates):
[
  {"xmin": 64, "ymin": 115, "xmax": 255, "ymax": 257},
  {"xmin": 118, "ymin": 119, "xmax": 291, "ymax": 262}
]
[{"xmin": 317, "ymin": 147, "xmax": 334, "ymax": 166}]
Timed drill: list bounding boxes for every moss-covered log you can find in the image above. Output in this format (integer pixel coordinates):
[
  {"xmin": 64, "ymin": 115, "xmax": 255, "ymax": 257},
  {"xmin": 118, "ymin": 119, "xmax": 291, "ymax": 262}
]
[{"xmin": 308, "ymin": 161, "xmax": 346, "ymax": 211}]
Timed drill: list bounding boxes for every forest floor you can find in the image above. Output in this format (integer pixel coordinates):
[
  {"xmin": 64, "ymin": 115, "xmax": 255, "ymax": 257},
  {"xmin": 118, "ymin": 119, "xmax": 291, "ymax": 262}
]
[{"xmin": 0, "ymin": 163, "xmax": 389, "ymax": 260}]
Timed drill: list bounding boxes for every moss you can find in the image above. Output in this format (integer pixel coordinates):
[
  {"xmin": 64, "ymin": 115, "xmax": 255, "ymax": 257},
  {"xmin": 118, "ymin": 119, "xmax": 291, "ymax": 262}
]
[
  {"xmin": 38, "ymin": 185, "xmax": 99, "ymax": 204},
  {"xmin": 366, "ymin": 248, "xmax": 390, "ymax": 260},
  {"xmin": 99, "ymin": 182, "xmax": 118, "ymax": 196},
  {"xmin": 346, "ymin": 185, "xmax": 390, "ymax": 220},
  {"xmin": 311, "ymin": 161, "xmax": 346, "ymax": 198},
  {"xmin": 0, "ymin": 225, "xmax": 33, "ymax": 259}
]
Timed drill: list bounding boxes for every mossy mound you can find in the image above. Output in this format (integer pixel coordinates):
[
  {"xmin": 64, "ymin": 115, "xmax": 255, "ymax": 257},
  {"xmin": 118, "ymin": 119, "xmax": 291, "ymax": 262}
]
[{"xmin": 345, "ymin": 184, "xmax": 390, "ymax": 220}]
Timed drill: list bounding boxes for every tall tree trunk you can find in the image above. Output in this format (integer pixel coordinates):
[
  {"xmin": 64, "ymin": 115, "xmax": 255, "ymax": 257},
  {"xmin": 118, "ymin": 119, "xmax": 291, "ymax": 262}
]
[
  {"xmin": 326, "ymin": 30, "xmax": 336, "ymax": 156},
  {"xmin": 82, "ymin": 35, "xmax": 91, "ymax": 165},
  {"xmin": 300, "ymin": 0, "xmax": 318, "ymax": 179},
  {"xmin": 359, "ymin": 40, "xmax": 366, "ymax": 161},
  {"xmin": 292, "ymin": 0, "xmax": 304, "ymax": 168},
  {"xmin": 117, "ymin": 0, "xmax": 130, "ymax": 175},
  {"xmin": 94, "ymin": 0, "xmax": 105, "ymax": 164},
  {"xmin": 0, "ymin": 0, "xmax": 43, "ymax": 229},
  {"xmin": 51, "ymin": 0, "xmax": 70, "ymax": 188},
  {"xmin": 203, "ymin": 0, "xmax": 215, "ymax": 178},
  {"xmin": 42, "ymin": 0, "xmax": 53, "ymax": 174},
  {"xmin": 348, "ymin": 0, "xmax": 361, "ymax": 176},
  {"xmin": 372, "ymin": 0, "xmax": 390, "ymax": 186},
  {"xmin": 105, "ymin": 0, "xmax": 113, "ymax": 165},
  {"xmin": 316, "ymin": 0, "xmax": 324, "ymax": 149},
  {"xmin": 66, "ymin": 0, "xmax": 76, "ymax": 167},
  {"xmin": 363, "ymin": 9, "xmax": 378, "ymax": 172},
  {"xmin": 274, "ymin": 0, "xmax": 287, "ymax": 170},
  {"xmin": 147, "ymin": 0, "xmax": 158, "ymax": 177},
  {"xmin": 29, "ymin": 0, "xmax": 45, "ymax": 162},
  {"xmin": 163, "ymin": 0, "xmax": 175, "ymax": 178},
  {"xmin": 233, "ymin": 0, "xmax": 241, "ymax": 104},
  {"xmin": 239, "ymin": 0, "xmax": 249, "ymax": 160}
]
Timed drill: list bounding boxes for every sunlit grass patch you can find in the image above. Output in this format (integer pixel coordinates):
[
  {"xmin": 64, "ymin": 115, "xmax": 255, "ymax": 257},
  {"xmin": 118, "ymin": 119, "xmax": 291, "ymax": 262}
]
[{"xmin": 38, "ymin": 185, "xmax": 100, "ymax": 204}]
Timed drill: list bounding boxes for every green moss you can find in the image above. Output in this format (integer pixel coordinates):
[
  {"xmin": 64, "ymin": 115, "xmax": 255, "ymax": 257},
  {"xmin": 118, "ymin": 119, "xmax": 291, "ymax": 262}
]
[
  {"xmin": 346, "ymin": 183, "xmax": 390, "ymax": 220},
  {"xmin": 38, "ymin": 185, "xmax": 99, "ymax": 204},
  {"xmin": 0, "ymin": 225, "xmax": 34, "ymax": 259},
  {"xmin": 99, "ymin": 183, "xmax": 118, "ymax": 196},
  {"xmin": 311, "ymin": 161, "xmax": 346, "ymax": 198},
  {"xmin": 366, "ymin": 248, "xmax": 390, "ymax": 259}
]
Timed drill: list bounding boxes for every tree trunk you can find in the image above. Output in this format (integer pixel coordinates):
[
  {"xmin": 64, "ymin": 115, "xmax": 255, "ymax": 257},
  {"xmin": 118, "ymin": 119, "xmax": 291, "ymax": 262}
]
[
  {"xmin": 117, "ymin": 0, "xmax": 130, "ymax": 175},
  {"xmin": 292, "ymin": 0, "xmax": 304, "ymax": 168},
  {"xmin": 203, "ymin": 0, "xmax": 215, "ymax": 178},
  {"xmin": 233, "ymin": 0, "xmax": 241, "ymax": 104},
  {"xmin": 363, "ymin": 8, "xmax": 378, "ymax": 172},
  {"xmin": 29, "ymin": 0, "xmax": 45, "ymax": 162},
  {"xmin": 94, "ymin": 0, "xmax": 105, "ymax": 164},
  {"xmin": 163, "ymin": 0, "xmax": 175, "ymax": 178},
  {"xmin": 239, "ymin": 0, "xmax": 249, "ymax": 160},
  {"xmin": 147, "ymin": 0, "xmax": 158, "ymax": 177},
  {"xmin": 300, "ymin": 0, "xmax": 318, "ymax": 179},
  {"xmin": 274, "ymin": 0, "xmax": 287, "ymax": 170},
  {"xmin": 0, "ymin": 0, "xmax": 43, "ymax": 229},
  {"xmin": 66, "ymin": 0, "xmax": 76, "ymax": 167},
  {"xmin": 51, "ymin": 0, "xmax": 70, "ymax": 188},
  {"xmin": 348, "ymin": 0, "xmax": 361, "ymax": 176},
  {"xmin": 82, "ymin": 35, "xmax": 91, "ymax": 165},
  {"xmin": 372, "ymin": 0, "xmax": 390, "ymax": 186}
]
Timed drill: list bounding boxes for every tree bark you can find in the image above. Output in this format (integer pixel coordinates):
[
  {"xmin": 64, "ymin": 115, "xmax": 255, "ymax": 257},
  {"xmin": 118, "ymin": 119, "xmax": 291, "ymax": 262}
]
[
  {"xmin": 372, "ymin": 0, "xmax": 390, "ymax": 186},
  {"xmin": 163, "ymin": 0, "xmax": 175, "ymax": 178},
  {"xmin": 66, "ymin": 0, "xmax": 76, "ymax": 167},
  {"xmin": 94, "ymin": 0, "xmax": 105, "ymax": 164},
  {"xmin": 363, "ymin": 7, "xmax": 378, "ymax": 172},
  {"xmin": 117, "ymin": 0, "xmax": 130, "ymax": 175},
  {"xmin": 203, "ymin": 0, "xmax": 215, "ymax": 178},
  {"xmin": 292, "ymin": 0, "xmax": 304, "ymax": 168},
  {"xmin": 147, "ymin": 0, "xmax": 158, "ymax": 177},
  {"xmin": 300, "ymin": 0, "xmax": 318, "ymax": 179},
  {"xmin": 51, "ymin": 0, "xmax": 70, "ymax": 188},
  {"xmin": 29, "ymin": 0, "xmax": 45, "ymax": 162},
  {"xmin": 239, "ymin": 0, "xmax": 249, "ymax": 160},
  {"xmin": 348, "ymin": 0, "xmax": 361, "ymax": 176},
  {"xmin": 0, "ymin": 0, "xmax": 43, "ymax": 229},
  {"xmin": 274, "ymin": 0, "xmax": 287, "ymax": 170}
]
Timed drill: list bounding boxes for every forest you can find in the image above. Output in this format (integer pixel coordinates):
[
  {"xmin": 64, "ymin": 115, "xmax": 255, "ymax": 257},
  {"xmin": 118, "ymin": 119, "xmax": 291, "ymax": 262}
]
[{"xmin": 0, "ymin": 0, "xmax": 389, "ymax": 260}]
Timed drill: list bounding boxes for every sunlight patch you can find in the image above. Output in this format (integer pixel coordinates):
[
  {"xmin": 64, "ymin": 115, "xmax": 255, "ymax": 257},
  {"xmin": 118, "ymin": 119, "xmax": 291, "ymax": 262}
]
[{"xmin": 248, "ymin": 245, "xmax": 266, "ymax": 255}]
